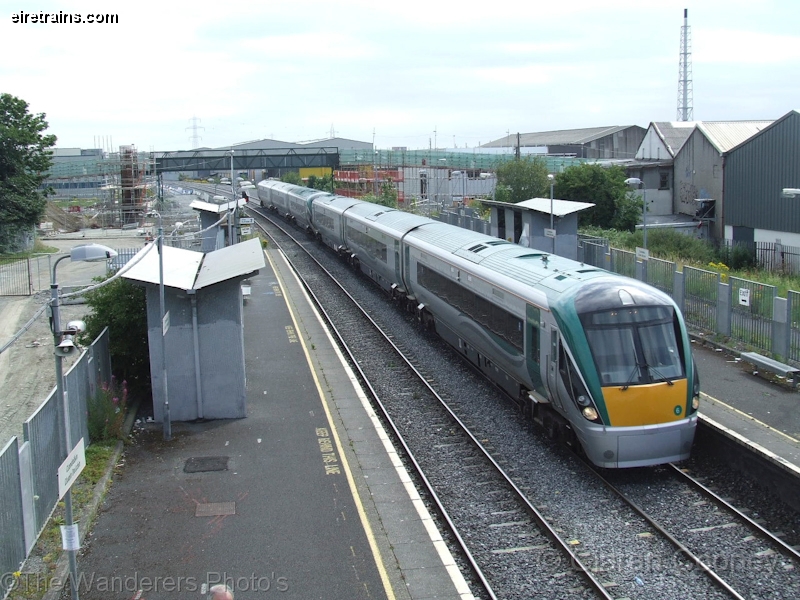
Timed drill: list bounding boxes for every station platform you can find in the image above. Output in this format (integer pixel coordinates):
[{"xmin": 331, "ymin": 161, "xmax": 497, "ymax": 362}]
[
  {"xmin": 692, "ymin": 339, "xmax": 800, "ymax": 481},
  {"xmin": 74, "ymin": 247, "xmax": 472, "ymax": 600}
]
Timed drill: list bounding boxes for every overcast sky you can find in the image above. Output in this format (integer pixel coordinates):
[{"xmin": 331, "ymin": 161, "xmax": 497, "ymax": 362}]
[{"xmin": 2, "ymin": 0, "xmax": 798, "ymax": 152}]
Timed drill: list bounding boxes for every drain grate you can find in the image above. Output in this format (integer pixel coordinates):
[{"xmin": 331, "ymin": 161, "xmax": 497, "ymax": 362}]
[
  {"xmin": 196, "ymin": 502, "xmax": 236, "ymax": 517},
  {"xmin": 184, "ymin": 456, "xmax": 229, "ymax": 473}
]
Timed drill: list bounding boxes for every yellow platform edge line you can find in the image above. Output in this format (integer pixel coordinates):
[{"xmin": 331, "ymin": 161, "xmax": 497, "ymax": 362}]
[
  {"xmin": 700, "ymin": 392, "xmax": 799, "ymax": 445},
  {"xmin": 266, "ymin": 248, "xmax": 397, "ymax": 600}
]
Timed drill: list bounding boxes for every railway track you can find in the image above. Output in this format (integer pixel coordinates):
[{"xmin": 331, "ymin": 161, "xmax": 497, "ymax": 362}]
[
  {"xmin": 249, "ymin": 206, "xmax": 794, "ymax": 599},
  {"xmin": 595, "ymin": 462, "xmax": 800, "ymax": 598},
  {"xmin": 254, "ymin": 209, "xmax": 608, "ymax": 599}
]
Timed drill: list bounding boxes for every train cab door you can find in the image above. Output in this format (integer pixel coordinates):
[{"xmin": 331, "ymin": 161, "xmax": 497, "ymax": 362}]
[{"xmin": 546, "ymin": 328, "xmax": 564, "ymax": 411}]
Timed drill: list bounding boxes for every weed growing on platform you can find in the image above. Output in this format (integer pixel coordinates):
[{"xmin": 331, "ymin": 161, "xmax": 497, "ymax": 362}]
[{"xmin": 88, "ymin": 377, "xmax": 127, "ymax": 442}]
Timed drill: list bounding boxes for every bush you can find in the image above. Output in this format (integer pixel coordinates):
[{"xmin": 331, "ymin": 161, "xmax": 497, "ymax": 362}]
[
  {"xmin": 79, "ymin": 277, "xmax": 150, "ymax": 398},
  {"xmin": 717, "ymin": 243, "xmax": 757, "ymax": 271},
  {"xmin": 88, "ymin": 376, "xmax": 128, "ymax": 442}
]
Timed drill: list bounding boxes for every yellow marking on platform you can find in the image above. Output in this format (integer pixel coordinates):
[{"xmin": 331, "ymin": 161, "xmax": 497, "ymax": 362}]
[
  {"xmin": 266, "ymin": 249, "xmax": 397, "ymax": 600},
  {"xmin": 700, "ymin": 392, "xmax": 800, "ymax": 444}
]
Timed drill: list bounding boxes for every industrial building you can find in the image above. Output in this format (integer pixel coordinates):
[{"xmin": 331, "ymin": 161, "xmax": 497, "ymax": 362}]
[
  {"xmin": 480, "ymin": 126, "xmax": 646, "ymax": 159},
  {"xmin": 723, "ymin": 110, "xmax": 800, "ymax": 248}
]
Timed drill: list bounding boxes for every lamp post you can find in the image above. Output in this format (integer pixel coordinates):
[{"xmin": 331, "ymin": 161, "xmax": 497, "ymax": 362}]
[
  {"xmin": 547, "ymin": 174, "xmax": 555, "ymax": 253},
  {"xmin": 51, "ymin": 243, "xmax": 117, "ymax": 600},
  {"xmin": 229, "ymin": 150, "xmax": 237, "ymax": 246},
  {"xmin": 625, "ymin": 177, "xmax": 647, "ymax": 250},
  {"xmin": 437, "ymin": 158, "xmax": 447, "ymax": 211},
  {"xmin": 229, "ymin": 149, "xmax": 236, "ymax": 199},
  {"xmin": 151, "ymin": 211, "xmax": 172, "ymax": 440}
]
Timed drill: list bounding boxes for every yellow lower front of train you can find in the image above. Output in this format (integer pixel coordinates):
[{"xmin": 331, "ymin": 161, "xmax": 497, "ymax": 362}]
[
  {"xmin": 573, "ymin": 379, "xmax": 696, "ymax": 468},
  {"xmin": 601, "ymin": 380, "xmax": 689, "ymax": 426}
]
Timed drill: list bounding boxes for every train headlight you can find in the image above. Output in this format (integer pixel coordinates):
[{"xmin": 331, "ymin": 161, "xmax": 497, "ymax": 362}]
[
  {"xmin": 576, "ymin": 394, "xmax": 591, "ymax": 407},
  {"xmin": 692, "ymin": 396, "xmax": 700, "ymax": 410},
  {"xmin": 582, "ymin": 406, "xmax": 599, "ymax": 421}
]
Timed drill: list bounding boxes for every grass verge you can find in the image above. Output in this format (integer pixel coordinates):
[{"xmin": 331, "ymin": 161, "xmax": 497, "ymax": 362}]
[{"xmin": 5, "ymin": 441, "xmax": 123, "ymax": 600}]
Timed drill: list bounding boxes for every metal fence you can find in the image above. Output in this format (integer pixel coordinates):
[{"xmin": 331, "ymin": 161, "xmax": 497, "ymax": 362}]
[
  {"xmin": 645, "ymin": 256, "xmax": 676, "ymax": 296},
  {"xmin": 0, "ymin": 438, "xmax": 26, "ymax": 599},
  {"xmin": 611, "ymin": 248, "xmax": 636, "ymax": 278},
  {"xmin": 729, "ymin": 276, "xmax": 775, "ymax": 353},
  {"xmin": 582, "ymin": 241, "xmax": 608, "ymax": 268},
  {"xmin": 0, "ymin": 255, "xmax": 53, "ymax": 296},
  {"xmin": 0, "ymin": 328, "xmax": 111, "ymax": 596},
  {"xmin": 722, "ymin": 239, "xmax": 800, "ymax": 276},
  {"xmin": 677, "ymin": 266, "xmax": 719, "ymax": 333},
  {"xmin": 1, "ymin": 240, "xmax": 195, "ymax": 297}
]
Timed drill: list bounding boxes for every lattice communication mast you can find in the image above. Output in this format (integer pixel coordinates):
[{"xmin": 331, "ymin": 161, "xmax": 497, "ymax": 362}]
[{"xmin": 677, "ymin": 8, "xmax": 693, "ymax": 121}]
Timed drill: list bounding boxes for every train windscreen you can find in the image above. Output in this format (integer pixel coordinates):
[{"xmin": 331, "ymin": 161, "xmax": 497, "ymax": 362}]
[{"xmin": 582, "ymin": 306, "xmax": 684, "ymax": 387}]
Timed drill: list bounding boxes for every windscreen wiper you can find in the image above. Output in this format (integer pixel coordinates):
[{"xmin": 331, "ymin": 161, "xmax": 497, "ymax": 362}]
[
  {"xmin": 644, "ymin": 363, "xmax": 675, "ymax": 386},
  {"xmin": 620, "ymin": 364, "xmax": 643, "ymax": 391}
]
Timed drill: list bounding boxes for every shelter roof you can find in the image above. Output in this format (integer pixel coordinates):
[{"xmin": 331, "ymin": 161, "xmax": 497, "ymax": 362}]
[
  {"xmin": 121, "ymin": 238, "xmax": 264, "ymax": 291},
  {"xmin": 190, "ymin": 198, "xmax": 247, "ymax": 214},
  {"xmin": 482, "ymin": 198, "xmax": 595, "ymax": 217}
]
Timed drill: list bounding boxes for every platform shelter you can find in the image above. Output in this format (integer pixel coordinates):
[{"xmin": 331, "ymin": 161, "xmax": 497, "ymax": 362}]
[{"xmin": 122, "ymin": 237, "xmax": 265, "ymax": 421}]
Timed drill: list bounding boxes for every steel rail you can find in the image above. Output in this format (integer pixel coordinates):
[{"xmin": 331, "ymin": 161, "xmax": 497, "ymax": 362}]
[
  {"xmin": 668, "ymin": 462, "xmax": 800, "ymax": 561},
  {"xmin": 587, "ymin": 463, "xmax": 746, "ymax": 600}
]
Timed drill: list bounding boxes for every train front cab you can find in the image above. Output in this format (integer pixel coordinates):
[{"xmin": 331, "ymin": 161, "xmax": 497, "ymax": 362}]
[{"xmin": 554, "ymin": 281, "xmax": 700, "ymax": 468}]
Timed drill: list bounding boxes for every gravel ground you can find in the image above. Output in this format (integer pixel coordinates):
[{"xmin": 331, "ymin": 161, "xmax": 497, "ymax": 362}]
[{"xmin": 0, "ymin": 234, "xmax": 133, "ymax": 446}]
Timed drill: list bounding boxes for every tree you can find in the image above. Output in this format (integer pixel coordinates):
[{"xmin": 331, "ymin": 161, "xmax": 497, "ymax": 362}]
[
  {"xmin": 78, "ymin": 277, "xmax": 151, "ymax": 398},
  {"xmin": 361, "ymin": 179, "xmax": 398, "ymax": 208},
  {"xmin": 0, "ymin": 93, "xmax": 56, "ymax": 225},
  {"xmin": 555, "ymin": 163, "xmax": 639, "ymax": 231},
  {"xmin": 310, "ymin": 173, "xmax": 335, "ymax": 193},
  {"xmin": 495, "ymin": 156, "xmax": 549, "ymax": 204},
  {"xmin": 280, "ymin": 171, "xmax": 302, "ymax": 185}
]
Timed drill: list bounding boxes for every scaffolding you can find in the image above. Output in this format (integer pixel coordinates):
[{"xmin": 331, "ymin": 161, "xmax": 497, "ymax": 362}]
[{"xmin": 44, "ymin": 145, "xmax": 155, "ymax": 228}]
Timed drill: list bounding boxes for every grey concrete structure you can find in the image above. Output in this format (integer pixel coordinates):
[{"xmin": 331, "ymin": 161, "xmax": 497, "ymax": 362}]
[
  {"xmin": 482, "ymin": 198, "xmax": 594, "ymax": 260},
  {"xmin": 122, "ymin": 238, "xmax": 265, "ymax": 422}
]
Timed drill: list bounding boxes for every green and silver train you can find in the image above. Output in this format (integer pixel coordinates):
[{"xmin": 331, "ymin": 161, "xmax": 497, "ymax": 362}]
[{"xmin": 257, "ymin": 180, "xmax": 700, "ymax": 468}]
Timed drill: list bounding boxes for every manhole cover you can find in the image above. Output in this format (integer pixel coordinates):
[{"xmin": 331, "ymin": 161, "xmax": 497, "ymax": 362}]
[
  {"xmin": 184, "ymin": 456, "xmax": 229, "ymax": 473},
  {"xmin": 196, "ymin": 502, "xmax": 236, "ymax": 517}
]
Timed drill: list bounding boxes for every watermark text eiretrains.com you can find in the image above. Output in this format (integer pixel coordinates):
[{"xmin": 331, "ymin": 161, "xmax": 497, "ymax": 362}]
[{"xmin": 11, "ymin": 11, "xmax": 118, "ymax": 24}]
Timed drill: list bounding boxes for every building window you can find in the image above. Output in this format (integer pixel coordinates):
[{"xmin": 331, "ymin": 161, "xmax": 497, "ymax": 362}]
[{"xmin": 659, "ymin": 172, "xmax": 669, "ymax": 190}]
